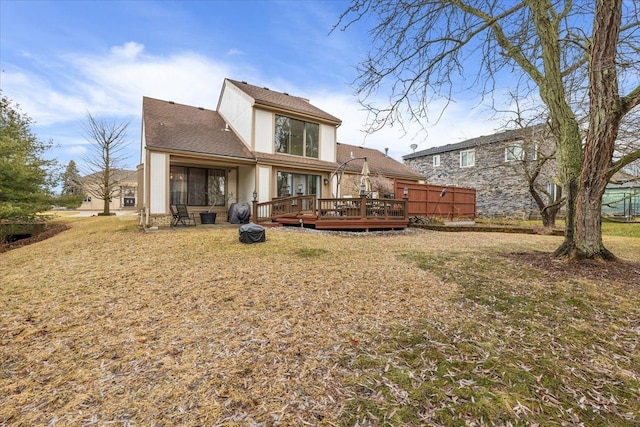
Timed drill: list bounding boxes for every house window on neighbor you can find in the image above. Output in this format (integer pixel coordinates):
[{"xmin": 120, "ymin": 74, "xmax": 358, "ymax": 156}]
[
  {"xmin": 460, "ymin": 149, "xmax": 475, "ymax": 168},
  {"xmin": 547, "ymin": 182, "xmax": 560, "ymax": 203},
  {"xmin": 433, "ymin": 155, "xmax": 441, "ymax": 167},
  {"xmin": 123, "ymin": 187, "xmax": 136, "ymax": 207},
  {"xmin": 505, "ymin": 144, "xmax": 525, "ymax": 162},
  {"xmin": 275, "ymin": 115, "xmax": 319, "ymax": 159},
  {"xmin": 170, "ymin": 166, "xmax": 226, "ymax": 206}
]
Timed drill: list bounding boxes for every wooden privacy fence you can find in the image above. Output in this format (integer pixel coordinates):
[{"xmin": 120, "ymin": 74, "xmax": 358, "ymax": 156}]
[{"xmin": 394, "ymin": 179, "xmax": 476, "ymax": 220}]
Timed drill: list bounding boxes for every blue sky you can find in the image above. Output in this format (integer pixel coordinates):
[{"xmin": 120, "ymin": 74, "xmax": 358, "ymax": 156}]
[{"xmin": 1, "ymin": 0, "xmax": 505, "ymax": 174}]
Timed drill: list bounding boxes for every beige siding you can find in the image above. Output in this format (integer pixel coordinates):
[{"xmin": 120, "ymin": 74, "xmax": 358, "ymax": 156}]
[
  {"xmin": 149, "ymin": 152, "xmax": 168, "ymax": 214},
  {"xmin": 218, "ymin": 82, "xmax": 253, "ymax": 147},
  {"xmin": 254, "ymin": 109, "xmax": 273, "ymax": 153},
  {"xmin": 319, "ymin": 123, "xmax": 336, "ymax": 162},
  {"xmin": 257, "ymin": 165, "xmax": 270, "ymax": 202}
]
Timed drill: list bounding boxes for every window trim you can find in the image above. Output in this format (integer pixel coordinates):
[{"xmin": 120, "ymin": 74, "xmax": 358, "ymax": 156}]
[
  {"xmin": 274, "ymin": 115, "xmax": 319, "ymax": 159},
  {"xmin": 505, "ymin": 144, "xmax": 525, "ymax": 162},
  {"xmin": 433, "ymin": 154, "xmax": 441, "ymax": 167},
  {"xmin": 459, "ymin": 149, "xmax": 475, "ymax": 168}
]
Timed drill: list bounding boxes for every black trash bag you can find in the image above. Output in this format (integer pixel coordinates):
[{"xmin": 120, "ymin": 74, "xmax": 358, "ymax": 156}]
[
  {"xmin": 239, "ymin": 222, "xmax": 265, "ymax": 244},
  {"xmin": 228, "ymin": 202, "xmax": 251, "ymax": 224}
]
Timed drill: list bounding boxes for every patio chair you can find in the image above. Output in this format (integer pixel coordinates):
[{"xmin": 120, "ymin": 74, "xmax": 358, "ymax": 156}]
[
  {"xmin": 171, "ymin": 204, "xmax": 196, "ymax": 227},
  {"xmin": 170, "ymin": 205, "xmax": 180, "ymax": 227}
]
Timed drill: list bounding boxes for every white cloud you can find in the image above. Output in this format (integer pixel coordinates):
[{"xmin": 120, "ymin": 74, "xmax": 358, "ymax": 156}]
[
  {"xmin": 2, "ymin": 42, "xmax": 234, "ymax": 126},
  {"xmin": 63, "ymin": 144, "xmax": 88, "ymax": 157},
  {"xmin": 225, "ymin": 48, "xmax": 244, "ymax": 56},
  {"xmin": 2, "ymin": 40, "xmax": 510, "ymax": 168},
  {"xmin": 110, "ymin": 41, "xmax": 144, "ymax": 59}
]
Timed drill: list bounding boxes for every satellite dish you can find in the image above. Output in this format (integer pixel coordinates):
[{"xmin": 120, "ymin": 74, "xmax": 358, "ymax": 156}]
[{"xmin": 410, "ymin": 143, "xmax": 418, "ymax": 152}]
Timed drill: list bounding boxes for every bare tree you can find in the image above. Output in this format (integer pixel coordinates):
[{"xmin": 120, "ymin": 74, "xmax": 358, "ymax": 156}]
[
  {"xmin": 336, "ymin": 0, "xmax": 640, "ymax": 260},
  {"xmin": 81, "ymin": 113, "xmax": 131, "ymax": 216},
  {"xmin": 493, "ymin": 93, "xmax": 564, "ymax": 228}
]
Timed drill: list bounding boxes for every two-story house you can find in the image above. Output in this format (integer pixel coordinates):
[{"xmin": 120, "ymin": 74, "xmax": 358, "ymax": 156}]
[
  {"xmin": 403, "ymin": 125, "xmax": 560, "ymax": 218},
  {"xmin": 138, "ymin": 78, "xmax": 422, "ymax": 226}
]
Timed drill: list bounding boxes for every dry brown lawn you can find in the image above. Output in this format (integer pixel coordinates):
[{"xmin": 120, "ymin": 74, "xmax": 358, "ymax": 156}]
[{"xmin": 1, "ymin": 216, "xmax": 638, "ymax": 426}]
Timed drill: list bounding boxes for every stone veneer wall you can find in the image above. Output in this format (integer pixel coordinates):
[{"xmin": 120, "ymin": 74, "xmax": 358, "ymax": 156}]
[{"xmin": 404, "ymin": 140, "xmax": 558, "ymax": 219}]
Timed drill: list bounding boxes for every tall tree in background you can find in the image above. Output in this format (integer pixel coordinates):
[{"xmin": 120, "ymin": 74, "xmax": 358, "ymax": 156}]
[
  {"xmin": 82, "ymin": 113, "xmax": 130, "ymax": 216},
  {"xmin": 61, "ymin": 160, "xmax": 82, "ymax": 195},
  {"xmin": 0, "ymin": 94, "xmax": 57, "ymax": 221},
  {"xmin": 337, "ymin": 0, "xmax": 640, "ymax": 260},
  {"xmin": 55, "ymin": 160, "xmax": 84, "ymax": 209}
]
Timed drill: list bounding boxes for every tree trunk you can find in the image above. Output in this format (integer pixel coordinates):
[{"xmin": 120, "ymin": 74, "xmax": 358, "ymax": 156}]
[
  {"xmin": 527, "ymin": 3, "xmax": 583, "ymax": 255},
  {"xmin": 553, "ymin": 177, "xmax": 578, "ymax": 257},
  {"xmin": 540, "ymin": 203, "xmax": 561, "ymax": 228},
  {"xmin": 569, "ymin": 0, "xmax": 622, "ymax": 261}
]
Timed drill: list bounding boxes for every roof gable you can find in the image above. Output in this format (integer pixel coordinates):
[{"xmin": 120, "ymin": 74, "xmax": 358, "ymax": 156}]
[
  {"xmin": 337, "ymin": 143, "xmax": 423, "ymax": 180},
  {"xmin": 225, "ymin": 79, "xmax": 342, "ymax": 125},
  {"xmin": 143, "ymin": 97, "xmax": 255, "ymax": 160}
]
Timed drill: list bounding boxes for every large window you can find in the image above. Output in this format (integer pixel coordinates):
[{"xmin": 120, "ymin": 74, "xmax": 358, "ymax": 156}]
[
  {"xmin": 460, "ymin": 149, "xmax": 475, "ymax": 168},
  {"xmin": 170, "ymin": 166, "xmax": 226, "ymax": 206},
  {"xmin": 275, "ymin": 115, "xmax": 319, "ymax": 158},
  {"xmin": 277, "ymin": 172, "xmax": 320, "ymax": 198}
]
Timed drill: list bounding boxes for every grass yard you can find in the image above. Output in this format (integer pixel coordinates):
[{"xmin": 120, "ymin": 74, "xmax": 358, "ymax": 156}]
[{"xmin": 1, "ymin": 216, "xmax": 639, "ymax": 426}]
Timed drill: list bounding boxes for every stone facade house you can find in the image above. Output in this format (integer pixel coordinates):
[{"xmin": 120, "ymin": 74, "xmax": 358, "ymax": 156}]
[
  {"xmin": 139, "ymin": 78, "xmax": 422, "ymax": 225},
  {"xmin": 403, "ymin": 125, "xmax": 560, "ymax": 218}
]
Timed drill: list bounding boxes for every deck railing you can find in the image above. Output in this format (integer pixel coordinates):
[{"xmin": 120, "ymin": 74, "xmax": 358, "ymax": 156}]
[
  {"xmin": 317, "ymin": 197, "xmax": 408, "ymax": 220},
  {"xmin": 253, "ymin": 196, "xmax": 408, "ymax": 223},
  {"xmin": 253, "ymin": 195, "xmax": 317, "ymax": 223}
]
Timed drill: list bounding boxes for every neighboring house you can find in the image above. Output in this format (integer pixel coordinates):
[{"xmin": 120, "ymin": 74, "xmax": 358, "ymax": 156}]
[
  {"xmin": 403, "ymin": 125, "xmax": 559, "ymax": 218},
  {"xmin": 603, "ymin": 170, "xmax": 640, "ymax": 219},
  {"xmin": 139, "ymin": 78, "xmax": 422, "ymax": 225},
  {"xmin": 334, "ymin": 143, "xmax": 424, "ymax": 198},
  {"xmin": 79, "ymin": 169, "xmax": 138, "ymax": 211}
]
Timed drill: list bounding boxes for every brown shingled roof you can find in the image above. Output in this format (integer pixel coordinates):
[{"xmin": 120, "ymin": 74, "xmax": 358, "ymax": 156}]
[
  {"xmin": 143, "ymin": 97, "xmax": 255, "ymax": 161},
  {"xmin": 337, "ymin": 143, "xmax": 423, "ymax": 180},
  {"xmin": 254, "ymin": 152, "xmax": 339, "ymax": 171},
  {"xmin": 225, "ymin": 79, "xmax": 342, "ymax": 125}
]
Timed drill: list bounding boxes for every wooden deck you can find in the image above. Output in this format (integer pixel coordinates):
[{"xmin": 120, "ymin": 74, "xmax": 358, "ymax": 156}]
[{"xmin": 253, "ymin": 196, "xmax": 410, "ymax": 231}]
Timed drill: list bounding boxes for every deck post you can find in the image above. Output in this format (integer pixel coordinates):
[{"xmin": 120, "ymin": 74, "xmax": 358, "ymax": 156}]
[
  {"xmin": 252, "ymin": 200, "xmax": 258, "ymax": 222},
  {"xmin": 403, "ymin": 190, "xmax": 409, "ymax": 219}
]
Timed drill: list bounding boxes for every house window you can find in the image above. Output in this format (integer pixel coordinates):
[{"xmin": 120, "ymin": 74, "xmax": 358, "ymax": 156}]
[
  {"xmin": 123, "ymin": 187, "xmax": 136, "ymax": 206},
  {"xmin": 433, "ymin": 155, "xmax": 441, "ymax": 167},
  {"xmin": 460, "ymin": 149, "xmax": 475, "ymax": 168},
  {"xmin": 505, "ymin": 144, "xmax": 524, "ymax": 162},
  {"xmin": 547, "ymin": 182, "xmax": 560, "ymax": 203},
  {"xmin": 275, "ymin": 115, "xmax": 319, "ymax": 158},
  {"xmin": 277, "ymin": 172, "xmax": 320, "ymax": 198},
  {"xmin": 170, "ymin": 166, "xmax": 226, "ymax": 206}
]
